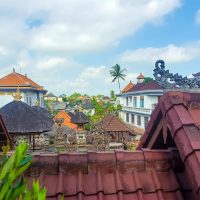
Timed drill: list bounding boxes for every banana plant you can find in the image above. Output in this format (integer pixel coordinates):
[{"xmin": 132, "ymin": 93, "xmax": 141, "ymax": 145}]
[{"xmin": 0, "ymin": 142, "xmax": 46, "ymax": 200}]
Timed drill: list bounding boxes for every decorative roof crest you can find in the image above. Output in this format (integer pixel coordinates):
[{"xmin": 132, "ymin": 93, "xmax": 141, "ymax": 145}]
[
  {"xmin": 153, "ymin": 60, "xmax": 200, "ymax": 89},
  {"xmin": 12, "ymin": 87, "xmax": 22, "ymax": 101}
]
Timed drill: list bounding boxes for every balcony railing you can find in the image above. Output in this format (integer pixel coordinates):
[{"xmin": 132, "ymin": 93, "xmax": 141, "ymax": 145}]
[{"xmin": 122, "ymin": 106, "xmax": 152, "ymax": 114}]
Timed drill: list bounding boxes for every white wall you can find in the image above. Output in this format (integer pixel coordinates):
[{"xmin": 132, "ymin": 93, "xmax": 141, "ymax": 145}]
[
  {"xmin": 144, "ymin": 96, "xmax": 158, "ymax": 109},
  {"xmin": 0, "ymin": 94, "xmax": 13, "ymax": 108},
  {"xmin": 120, "ymin": 111, "xmax": 150, "ymax": 129}
]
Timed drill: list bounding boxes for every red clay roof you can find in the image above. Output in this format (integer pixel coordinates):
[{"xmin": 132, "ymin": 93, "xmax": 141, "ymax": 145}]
[
  {"xmin": 137, "ymin": 91, "xmax": 200, "ymax": 200},
  {"xmin": 25, "ymin": 91, "xmax": 200, "ymax": 200},
  {"xmin": 97, "ymin": 114, "xmax": 134, "ymax": 133},
  {"xmin": 128, "ymin": 80, "xmax": 163, "ymax": 92},
  {"xmin": 0, "ymin": 71, "xmax": 45, "ymax": 91},
  {"xmin": 53, "ymin": 110, "xmax": 77, "ymax": 130},
  {"xmin": 137, "ymin": 73, "xmax": 145, "ymax": 79},
  {"xmin": 26, "ymin": 149, "xmax": 192, "ymax": 200},
  {"xmin": 122, "ymin": 81, "xmax": 135, "ymax": 93}
]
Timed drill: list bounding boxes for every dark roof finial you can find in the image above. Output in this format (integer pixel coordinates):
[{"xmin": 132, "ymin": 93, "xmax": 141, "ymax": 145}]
[{"xmin": 13, "ymin": 68, "xmax": 15, "ymax": 73}]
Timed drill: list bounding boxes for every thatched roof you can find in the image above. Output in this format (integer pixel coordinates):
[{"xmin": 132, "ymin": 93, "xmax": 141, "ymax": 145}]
[
  {"xmin": 69, "ymin": 111, "xmax": 89, "ymax": 124},
  {"xmin": 0, "ymin": 101, "xmax": 53, "ymax": 134},
  {"xmin": 32, "ymin": 106, "xmax": 53, "ymax": 123}
]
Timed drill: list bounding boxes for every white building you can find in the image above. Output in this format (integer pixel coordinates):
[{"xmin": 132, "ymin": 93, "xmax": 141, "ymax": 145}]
[
  {"xmin": 0, "ymin": 69, "xmax": 47, "ymax": 108},
  {"xmin": 117, "ymin": 74, "xmax": 163, "ymax": 130}
]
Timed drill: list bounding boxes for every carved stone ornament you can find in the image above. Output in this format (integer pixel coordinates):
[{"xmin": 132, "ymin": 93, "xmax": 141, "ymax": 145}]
[
  {"xmin": 12, "ymin": 87, "xmax": 22, "ymax": 101},
  {"xmin": 153, "ymin": 60, "xmax": 200, "ymax": 89}
]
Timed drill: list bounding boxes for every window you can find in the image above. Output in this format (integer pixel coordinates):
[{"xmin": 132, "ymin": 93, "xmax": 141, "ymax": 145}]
[
  {"xmin": 26, "ymin": 93, "xmax": 32, "ymax": 106},
  {"xmin": 126, "ymin": 113, "xmax": 129, "ymax": 122},
  {"xmin": 140, "ymin": 96, "xmax": 144, "ymax": 107},
  {"xmin": 131, "ymin": 114, "xmax": 134, "ymax": 124},
  {"xmin": 126, "ymin": 97, "xmax": 128, "ymax": 106},
  {"xmin": 133, "ymin": 97, "xmax": 137, "ymax": 107},
  {"xmin": 137, "ymin": 115, "xmax": 141, "ymax": 126},
  {"xmin": 144, "ymin": 117, "xmax": 149, "ymax": 127},
  {"xmin": 39, "ymin": 96, "xmax": 43, "ymax": 107},
  {"xmin": 129, "ymin": 96, "xmax": 132, "ymax": 103}
]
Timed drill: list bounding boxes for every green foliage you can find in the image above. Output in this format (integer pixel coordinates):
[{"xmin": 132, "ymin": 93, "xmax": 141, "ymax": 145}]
[
  {"xmin": 110, "ymin": 90, "xmax": 116, "ymax": 100},
  {"xmin": 90, "ymin": 97, "xmax": 122, "ymax": 125},
  {"xmin": 67, "ymin": 92, "xmax": 82, "ymax": 106},
  {"xmin": 127, "ymin": 142, "xmax": 137, "ymax": 151},
  {"xmin": 110, "ymin": 64, "xmax": 127, "ymax": 92},
  {"xmin": 144, "ymin": 77, "xmax": 153, "ymax": 83},
  {"xmin": 0, "ymin": 142, "xmax": 46, "ymax": 200},
  {"xmin": 84, "ymin": 123, "xmax": 91, "ymax": 131},
  {"xmin": 62, "ymin": 97, "xmax": 67, "ymax": 102}
]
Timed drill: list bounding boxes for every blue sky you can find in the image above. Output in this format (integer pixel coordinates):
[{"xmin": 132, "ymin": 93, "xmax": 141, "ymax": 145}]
[{"xmin": 0, "ymin": 0, "xmax": 199, "ymax": 95}]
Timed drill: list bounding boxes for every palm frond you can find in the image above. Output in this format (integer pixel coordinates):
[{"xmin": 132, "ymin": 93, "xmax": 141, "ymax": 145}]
[{"xmin": 112, "ymin": 77, "xmax": 117, "ymax": 82}]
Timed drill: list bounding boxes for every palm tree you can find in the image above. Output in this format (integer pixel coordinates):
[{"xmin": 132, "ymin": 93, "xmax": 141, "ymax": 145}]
[{"xmin": 110, "ymin": 64, "xmax": 127, "ymax": 92}]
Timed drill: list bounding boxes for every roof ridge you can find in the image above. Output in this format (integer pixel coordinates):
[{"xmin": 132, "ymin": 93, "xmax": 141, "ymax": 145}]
[{"xmin": 104, "ymin": 114, "xmax": 115, "ymax": 128}]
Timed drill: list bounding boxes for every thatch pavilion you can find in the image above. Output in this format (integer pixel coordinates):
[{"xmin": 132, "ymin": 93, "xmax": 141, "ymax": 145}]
[{"xmin": 0, "ymin": 88, "xmax": 53, "ymax": 150}]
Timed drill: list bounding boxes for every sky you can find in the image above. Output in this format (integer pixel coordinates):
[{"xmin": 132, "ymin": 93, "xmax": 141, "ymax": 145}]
[{"xmin": 0, "ymin": 0, "xmax": 199, "ymax": 96}]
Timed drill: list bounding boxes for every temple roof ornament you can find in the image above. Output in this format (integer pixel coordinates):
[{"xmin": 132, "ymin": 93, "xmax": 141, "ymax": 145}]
[
  {"xmin": 12, "ymin": 87, "xmax": 22, "ymax": 101},
  {"xmin": 153, "ymin": 60, "xmax": 200, "ymax": 89}
]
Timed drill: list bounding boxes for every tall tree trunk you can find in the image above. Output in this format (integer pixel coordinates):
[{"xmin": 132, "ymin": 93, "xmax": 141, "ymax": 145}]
[{"xmin": 118, "ymin": 77, "xmax": 121, "ymax": 93}]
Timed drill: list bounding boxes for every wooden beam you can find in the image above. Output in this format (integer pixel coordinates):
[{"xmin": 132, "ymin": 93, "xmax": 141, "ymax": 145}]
[{"xmin": 146, "ymin": 119, "xmax": 163, "ymax": 149}]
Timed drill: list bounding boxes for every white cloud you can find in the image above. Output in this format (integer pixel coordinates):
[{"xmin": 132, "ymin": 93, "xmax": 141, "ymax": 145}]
[
  {"xmin": 0, "ymin": 46, "xmax": 8, "ymax": 56},
  {"xmin": 0, "ymin": 0, "xmax": 181, "ymax": 54},
  {"xmin": 196, "ymin": 9, "xmax": 200, "ymax": 24},
  {"xmin": 0, "ymin": 0, "xmax": 183, "ymax": 95},
  {"xmin": 35, "ymin": 57, "xmax": 69, "ymax": 70},
  {"xmin": 126, "ymin": 73, "xmax": 139, "ymax": 82},
  {"xmin": 80, "ymin": 66, "xmax": 107, "ymax": 79},
  {"xmin": 120, "ymin": 42, "xmax": 200, "ymax": 63}
]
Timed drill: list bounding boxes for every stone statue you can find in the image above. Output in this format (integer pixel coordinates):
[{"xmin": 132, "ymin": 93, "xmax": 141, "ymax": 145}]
[{"xmin": 154, "ymin": 60, "xmax": 200, "ymax": 89}]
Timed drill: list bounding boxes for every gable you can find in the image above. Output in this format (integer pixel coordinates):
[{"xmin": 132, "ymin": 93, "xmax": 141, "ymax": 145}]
[{"xmin": 137, "ymin": 91, "xmax": 200, "ymax": 200}]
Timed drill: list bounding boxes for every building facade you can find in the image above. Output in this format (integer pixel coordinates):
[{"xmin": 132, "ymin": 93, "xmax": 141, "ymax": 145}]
[
  {"xmin": 0, "ymin": 69, "xmax": 47, "ymax": 108},
  {"xmin": 117, "ymin": 74, "xmax": 163, "ymax": 129}
]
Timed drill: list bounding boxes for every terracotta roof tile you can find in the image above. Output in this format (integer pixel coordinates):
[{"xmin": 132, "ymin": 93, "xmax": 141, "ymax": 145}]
[
  {"xmin": 0, "ymin": 72, "xmax": 45, "ymax": 91},
  {"xmin": 128, "ymin": 80, "xmax": 163, "ymax": 92},
  {"xmin": 137, "ymin": 73, "xmax": 145, "ymax": 79},
  {"xmin": 122, "ymin": 82, "xmax": 135, "ymax": 93},
  {"xmin": 137, "ymin": 91, "xmax": 200, "ymax": 200},
  {"xmin": 53, "ymin": 110, "xmax": 77, "ymax": 129},
  {"xmin": 97, "ymin": 114, "xmax": 134, "ymax": 133},
  {"xmin": 26, "ymin": 150, "xmax": 190, "ymax": 199}
]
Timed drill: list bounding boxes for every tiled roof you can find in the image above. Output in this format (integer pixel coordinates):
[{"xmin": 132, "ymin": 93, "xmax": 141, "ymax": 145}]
[
  {"xmin": 53, "ymin": 110, "xmax": 77, "ymax": 129},
  {"xmin": 25, "ymin": 91, "xmax": 200, "ymax": 200},
  {"xmin": 97, "ymin": 114, "xmax": 134, "ymax": 134},
  {"xmin": 137, "ymin": 91, "xmax": 200, "ymax": 200},
  {"xmin": 0, "ymin": 72, "xmax": 45, "ymax": 91},
  {"xmin": 122, "ymin": 81, "xmax": 135, "ymax": 93},
  {"xmin": 128, "ymin": 80, "xmax": 163, "ymax": 92},
  {"xmin": 125, "ymin": 123, "xmax": 145, "ymax": 135},
  {"xmin": 137, "ymin": 73, "xmax": 145, "ymax": 79},
  {"xmin": 26, "ymin": 149, "xmax": 191, "ymax": 200}
]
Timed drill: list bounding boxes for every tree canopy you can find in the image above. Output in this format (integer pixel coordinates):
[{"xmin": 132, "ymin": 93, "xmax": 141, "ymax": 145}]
[{"xmin": 110, "ymin": 64, "xmax": 126, "ymax": 92}]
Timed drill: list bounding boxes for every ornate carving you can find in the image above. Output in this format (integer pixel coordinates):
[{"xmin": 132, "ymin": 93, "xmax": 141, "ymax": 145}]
[
  {"xmin": 12, "ymin": 87, "xmax": 22, "ymax": 101},
  {"xmin": 153, "ymin": 60, "xmax": 200, "ymax": 89}
]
